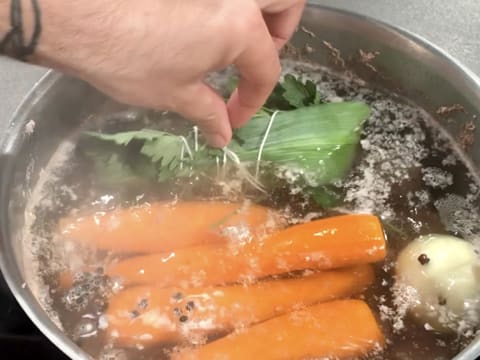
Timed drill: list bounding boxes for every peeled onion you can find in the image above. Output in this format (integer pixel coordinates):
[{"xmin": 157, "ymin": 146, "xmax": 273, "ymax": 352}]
[{"xmin": 395, "ymin": 234, "xmax": 480, "ymax": 332}]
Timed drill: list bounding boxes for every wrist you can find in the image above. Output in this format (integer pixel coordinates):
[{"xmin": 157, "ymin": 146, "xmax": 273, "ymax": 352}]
[{"xmin": 31, "ymin": 0, "xmax": 125, "ymax": 76}]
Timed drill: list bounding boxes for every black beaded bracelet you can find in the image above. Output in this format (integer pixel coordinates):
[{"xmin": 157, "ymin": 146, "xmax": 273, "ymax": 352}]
[{"xmin": 0, "ymin": 0, "xmax": 42, "ymax": 60}]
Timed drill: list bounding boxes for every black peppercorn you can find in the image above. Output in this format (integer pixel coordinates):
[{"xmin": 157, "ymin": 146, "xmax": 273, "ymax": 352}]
[
  {"xmin": 438, "ymin": 296, "xmax": 447, "ymax": 306},
  {"xmin": 186, "ymin": 301, "xmax": 195, "ymax": 311},
  {"xmin": 172, "ymin": 292, "xmax": 183, "ymax": 301},
  {"xmin": 138, "ymin": 298, "xmax": 149, "ymax": 310},
  {"xmin": 418, "ymin": 253, "xmax": 430, "ymax": 265},
  {"xmin": 129, "ymin": 310, "xmax": 140, "ymax": 318}
]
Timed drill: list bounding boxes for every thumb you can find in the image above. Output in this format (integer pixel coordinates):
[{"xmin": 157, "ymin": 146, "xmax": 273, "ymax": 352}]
[{"xmin": 174, "ymin": 82, "xmax": 232, "ymax": 148}]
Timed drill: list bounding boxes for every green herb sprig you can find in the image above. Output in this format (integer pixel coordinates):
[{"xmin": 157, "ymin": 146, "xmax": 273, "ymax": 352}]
[{"xmin": 82, "ymin": 75, "xmax": 370, "ymax": 206}]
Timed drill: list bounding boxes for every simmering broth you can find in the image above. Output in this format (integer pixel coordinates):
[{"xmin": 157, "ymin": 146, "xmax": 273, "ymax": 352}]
[{"xmin": 21, "ymin": 61, "xmax": 480, "ymax": 360}]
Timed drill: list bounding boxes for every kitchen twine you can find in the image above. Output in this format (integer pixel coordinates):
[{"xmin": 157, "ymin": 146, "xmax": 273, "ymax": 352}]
[{"xmin": 179, "ymin": 111, "xmax": 280, "ymax": 192}]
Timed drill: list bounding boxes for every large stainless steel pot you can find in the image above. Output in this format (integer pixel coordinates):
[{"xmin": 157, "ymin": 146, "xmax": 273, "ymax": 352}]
[{"xmin": 1, "ymin": 3, "xmax": 479, "ymax": 360}]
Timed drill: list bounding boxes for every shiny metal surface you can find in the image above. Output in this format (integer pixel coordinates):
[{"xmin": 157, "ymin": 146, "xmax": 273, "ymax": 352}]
[
  {"xmin": 314, "ymin": 0, "xmax": 480, "ymax": 76},
  {"xmin": 0, "ymin": 4, "xmax": 480, "ymax": 360},
  {"xmin": 0, "ymin": 73, "xmax": 98, "ymax": 360}
]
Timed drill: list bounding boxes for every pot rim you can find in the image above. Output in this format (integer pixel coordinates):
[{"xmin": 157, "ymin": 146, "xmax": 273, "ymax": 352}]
[
  {"xmin": 1, "ymin": 3, "xmax": 479, "ymax": 360},
  {"xmin": 0, "ymin": 70, "xmax": 92, "ymax": 360}
]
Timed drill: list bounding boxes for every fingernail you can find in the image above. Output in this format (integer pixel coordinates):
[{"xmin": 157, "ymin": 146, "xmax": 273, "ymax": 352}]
[{"xmin": 206, "ymin": 133, "xmax": 229, "ymax": 148}]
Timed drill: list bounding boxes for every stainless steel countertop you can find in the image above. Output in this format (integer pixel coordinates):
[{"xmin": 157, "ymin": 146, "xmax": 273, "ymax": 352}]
[{"xmin": 1, "ymin": 0, "xmax": 479, "ymax": 122}]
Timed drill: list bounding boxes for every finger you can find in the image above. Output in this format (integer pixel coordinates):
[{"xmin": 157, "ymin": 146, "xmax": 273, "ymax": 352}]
[
  {"xmin": 263, "ymin": 2, "xmax": 305, "ymax": 49},
  {"xmin": 227, "ymin": 22, "xmax": 281, "ymax": 128},
  {"xmin": 174, "ymin": 82, "xmax": 232, "ymax": 148},
  {"xmin": 95, "ymin": 79, "xmax": 231, "ymax": 148}
]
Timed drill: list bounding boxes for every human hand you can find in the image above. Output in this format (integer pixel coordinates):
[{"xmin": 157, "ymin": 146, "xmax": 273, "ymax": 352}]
[
  {"xmin": 31, "ymin": 0, "xmax": 305, "ymax": 147},
  {"xmin": 227, "ymin": 0, "xmax": 306, "ymax": 129}
]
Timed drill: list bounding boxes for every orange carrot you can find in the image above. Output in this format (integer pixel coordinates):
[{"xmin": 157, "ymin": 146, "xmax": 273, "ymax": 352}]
[
  {"xmin": 174, "ymin": 299, "xmax": 384, "ymax": 360},
  {"xmin": 106, "ymin": 265, "xmax": 374, "ymax": 347},
  {"xmin": 58, "ymin": 201, "xmax": 281, "ymax": 254},
  {"xmin": 106, "ymin": 214, "xmax": 386, "ymax": 288}
]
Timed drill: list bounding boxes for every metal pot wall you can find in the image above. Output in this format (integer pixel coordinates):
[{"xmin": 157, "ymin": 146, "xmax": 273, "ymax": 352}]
[{"xmin": 1, "ymin": 3, "xmax": 479, "ymax": 359}]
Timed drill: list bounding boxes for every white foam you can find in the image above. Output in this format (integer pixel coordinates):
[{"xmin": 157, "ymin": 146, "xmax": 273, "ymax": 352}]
[
  {"xmin": 421, "ymin": 167, "xmax": 453, "ymax": 189},
  {"xmin": 342, "ymin": 102, "xmax": 431, "ymax": 219},
  {"xmin": 435, "ymin": 194, "xmax": 480, "ymax": 244},
  {"xmin": 18, "ymin": 138, "xmax": 78, "ymax": 330}
]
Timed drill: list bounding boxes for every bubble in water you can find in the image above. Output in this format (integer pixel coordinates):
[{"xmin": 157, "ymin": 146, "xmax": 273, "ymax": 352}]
[
  {"xmin": 421, "ymin": 167, "xmax": 453, "ymax": 189},
  {"xmin": 63, "ymin": 271, "xmax": 111, "ymax": 311},
  {"xmin": 99, "ymin": 348, "xmax": 127, "ymax": 360},
  {"xmin": 73, "ymin": 316, "xmax": 98, "ymax": 339},
  {"xmin": 435, "ymin": 194, "xmax": 480, "ymax": 241}
]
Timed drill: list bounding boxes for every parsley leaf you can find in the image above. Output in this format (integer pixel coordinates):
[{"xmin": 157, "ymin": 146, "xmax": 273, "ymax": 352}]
[
  {"xmin": 263, "ymin": 74, "xmax": 325, "ymax": 110},
  {"xmin": 282, "ymin": 75, "xmax": 324, "ymax": 108},
  {"xmin": 83, "ymin": 130, "xmax": 192, "ymax": 185},
  {"xmin": 282, "ymin": 74, "xmax": 311, "ymax": 108},
  {"xmin": 226, "ymin": 74, "xmax": 324, "ymax": 111}
]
